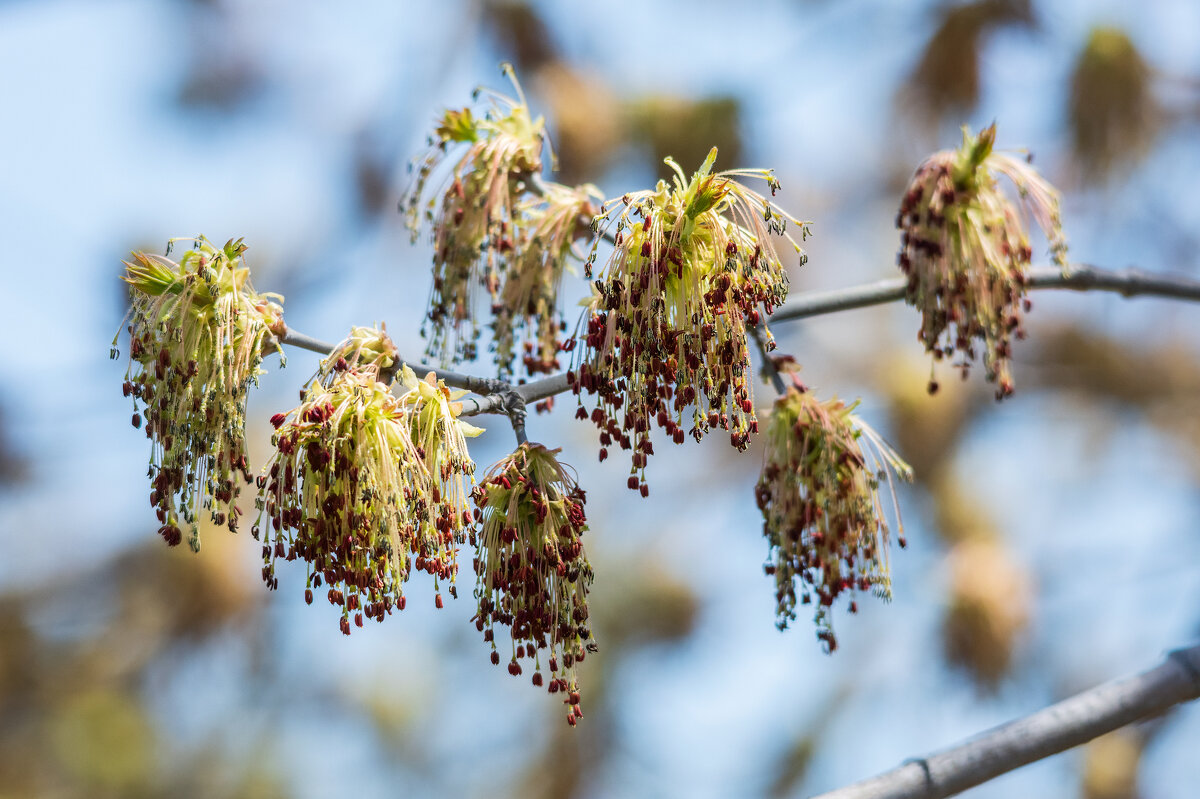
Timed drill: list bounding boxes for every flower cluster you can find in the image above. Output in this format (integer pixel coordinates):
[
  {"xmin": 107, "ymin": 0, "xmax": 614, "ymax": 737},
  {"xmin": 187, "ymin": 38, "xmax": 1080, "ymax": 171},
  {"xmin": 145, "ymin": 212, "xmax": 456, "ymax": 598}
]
[
  {"xmin": 258, "ymin": 329, "xmax": 481, "ymax": 634},
  {"xmin": 942, "ymin": 537, "xmax": 1031, "ymax": 690},
  {"xmin": 492, "ymin": 181, "xmax": 602, "ymax": 378},
  {"xmin": 897, "ymin": 124, "xmax": 1067, "ymax": 399},
  {"xmin": 319, "ymin": 324, "xmax": 399, "ymax": 379},
  {"xmin": 402, "ymin": 63, "xmax": 547, "ymax": 366},
  {"xmin": 118, "ymin": 237, "xmax": 284, "ymax": 552},
  {"xmin": 755, "ymin": 385, "xmax": 911, "ymax": 652},
  {"xmin": 471, "ymin": 444, "xmax": 594, "ymax": 726},
  {"xmin": 571, "ymin": 148, "xmax": 808, "ymax": 493}
]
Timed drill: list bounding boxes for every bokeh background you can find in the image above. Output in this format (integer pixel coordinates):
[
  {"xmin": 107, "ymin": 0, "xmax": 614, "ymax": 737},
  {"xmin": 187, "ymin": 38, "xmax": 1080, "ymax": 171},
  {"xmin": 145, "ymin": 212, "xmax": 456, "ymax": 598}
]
[{"xmin": 1, "ymin": 0, "xmax": 1199, "ymax": 796}]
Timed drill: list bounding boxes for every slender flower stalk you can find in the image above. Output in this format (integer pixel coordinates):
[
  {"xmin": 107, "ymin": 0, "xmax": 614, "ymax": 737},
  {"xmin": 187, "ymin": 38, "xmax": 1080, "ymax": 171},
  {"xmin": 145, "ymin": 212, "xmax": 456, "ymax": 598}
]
[
  {"xmin": 471, "ymin": 443, "xmax": 595, "ymax": 726},
  {"xmin": 259, "ymin": 328, "xmax": 481, "ymax": 634},
  {"xmin": 117, "ymin": 236, "xmax": 285, "ymax": 552},
  {"xmin": 755, "ymin": 383, "xmax": 912, "ymax": 652},
  {"xmin": 571, "ymin": 147, "xmax": 809, "ymax": 494},
  {"xmin": 897, "ymin": 124, "xmax": 1068, "ymax": 398},
  {"xmin": 493, "ymin": 181, "xmax": 602, "ymax": 378},
  {"xmin": 402, "ymin": 63, "xmax": 547, "ymax": 366}
]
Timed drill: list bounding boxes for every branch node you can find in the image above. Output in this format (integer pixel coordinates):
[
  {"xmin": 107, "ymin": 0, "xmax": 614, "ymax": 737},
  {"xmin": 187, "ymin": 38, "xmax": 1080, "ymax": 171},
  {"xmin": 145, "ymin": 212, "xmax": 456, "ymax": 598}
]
[
  {"xmin": 1168, "ymin": 646, "xmax": 1200, "ymax": 695},
  {"xmin": 902, "ymin": 755, "xmax": 935, "ymax": 793}
]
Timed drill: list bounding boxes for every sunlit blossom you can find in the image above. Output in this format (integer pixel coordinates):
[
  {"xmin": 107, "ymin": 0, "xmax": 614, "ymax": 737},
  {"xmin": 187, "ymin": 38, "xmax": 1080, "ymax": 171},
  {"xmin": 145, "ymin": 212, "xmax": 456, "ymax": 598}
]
[
  {"xmin": 570, "ymin": 147, "xmax": 809, "ymax": 493},
  {"xmin": 897, "ymin": 124, "xmax": 1067, "ymax": 398},
  {"xmin": 402, "ymin": 63, "xmax": 547, "ymax": 366},
  {"xmin": 755, "ymin": 384, "xmax": 911, "ymax": 652},
  {"xmin": 471, "ymin": 443, "xmax": 594, "ymax": 726},
  {"xmin": 259, "ymin": 329, "xmax": 481, "ymax": 634},
  {"xmin": 492, "ymin": 181, "xmax": 602, "ymax": 378},
  {"xmin": 118, "ymin": 236, "xmax": 284, "ymax": 552}
]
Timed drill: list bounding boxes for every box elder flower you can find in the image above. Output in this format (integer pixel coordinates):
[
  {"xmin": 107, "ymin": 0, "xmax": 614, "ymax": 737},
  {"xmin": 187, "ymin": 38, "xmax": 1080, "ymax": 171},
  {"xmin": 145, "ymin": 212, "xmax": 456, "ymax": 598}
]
[
  {"xmin": 471, "ymin": 443, "xmax": 594, "ymax": 726},
  {"xmin": 570, "ymin": 147, "xmax": 809, "ymax": 494},
  {"xmin": 259, "ymin": 328, "xmax": 481, "ymax": 634},
  {"xmin": 118, "ymin": 236, "xmax": 284, "ymax": 552},
  {"xmin": 755, "ymin": 385, "xmax": 911, "ymax": 652},
  {"xmin": 897, "ymin": 124, "xmax": 1067, "ymax": 398},
  {"xmin": 403, "ymin": 63, "xmax": 547, "ymax": 367}
]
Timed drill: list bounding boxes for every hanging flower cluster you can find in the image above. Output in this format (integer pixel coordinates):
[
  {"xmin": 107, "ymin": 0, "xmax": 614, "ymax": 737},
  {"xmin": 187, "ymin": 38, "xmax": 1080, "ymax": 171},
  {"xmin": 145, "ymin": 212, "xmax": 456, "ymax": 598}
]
[
  {"xmin": 492, "ymin": 181, "xmax": 602, "ymax": 378},
  {"xmin": 118, "ymin": 237, "xmax": 285, "ymax": 552},
  {"xmin": 402, "ymin": 63, "xmax": 547, "ymax": 367},
  {"xmin": 258, "ymin": 328, "xmax": 482, "ymax": 635},
  {"xmin": 471, "ymin": 444, "xmax": 595, "ymax": 726},
  {"xmin": 897, "ymin": 124, "xmax": 1068, "ymax": 399},
  {"xmin": 755, "ymin": 384, "xmax": 911, "ymax": 652},
  {"xmin": 570, "ymin": 147, "xmax": 808, "ymax": 493}
]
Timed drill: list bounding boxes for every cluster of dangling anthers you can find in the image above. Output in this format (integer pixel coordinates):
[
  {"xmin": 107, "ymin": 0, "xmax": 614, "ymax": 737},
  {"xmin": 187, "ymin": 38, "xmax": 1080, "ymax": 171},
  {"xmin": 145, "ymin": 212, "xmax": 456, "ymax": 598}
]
[
  {"xmin": 569, "ymin": 147, "xmax": 809, "ymax": 494},
  {"xmin": 256, "ymin": 326, "xmax": 482, "ymax": 633},
  {"xmin": 754, "ymin": 363, "xmax": 912, "ymax": 652},
  {"xmin": 117, "ymin": 236, "xmax": 285, "ymax": 552},
  {"xmin": 471, "ymin": 443, "xmax": 595, "ymax": 726},
  {"xmin": 402, "ymin": 63, "xmax": 601, "ymax": 381},
  {"xmin": 897, "ymin": 124, "xmax": 1068, "ymax": 399}
]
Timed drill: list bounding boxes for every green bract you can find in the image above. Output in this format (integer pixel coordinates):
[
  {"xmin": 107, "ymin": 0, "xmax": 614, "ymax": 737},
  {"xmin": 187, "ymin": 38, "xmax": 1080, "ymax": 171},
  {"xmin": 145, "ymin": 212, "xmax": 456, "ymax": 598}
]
[{"xmin": 118, "ymin": 236, "xmax": 284, "ymax": 552}]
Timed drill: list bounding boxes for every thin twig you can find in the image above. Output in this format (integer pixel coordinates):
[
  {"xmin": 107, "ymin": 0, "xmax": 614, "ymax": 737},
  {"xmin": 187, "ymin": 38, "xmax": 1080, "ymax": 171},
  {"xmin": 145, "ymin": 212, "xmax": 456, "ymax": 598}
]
[
  {"xmin": 751, "ymin": 325, "xmax": 787, "ymax": 395},
  {"xmin": 811, "ymin": 642, "xmax": 1200, "ymax": 799},
  {"xmin": 280, "ymin": 263, "xmax": 1200, "ymax": 418}
]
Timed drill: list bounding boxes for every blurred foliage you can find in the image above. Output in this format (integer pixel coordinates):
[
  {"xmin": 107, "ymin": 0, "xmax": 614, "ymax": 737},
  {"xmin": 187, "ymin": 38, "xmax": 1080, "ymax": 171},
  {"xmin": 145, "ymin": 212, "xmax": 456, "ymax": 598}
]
[
  {"xmin": 624, "ymin": 94, "xmax": 743, "ymax": 179},
  {"xmin": 899, "ymin": 0, "xmax": 1034, "ymax": 129},
  {"xmin": 172, "ymin": 2, "xmax": 266, "ymax": 113},
  {"xmin": 534, "ymin": 62, "xmax": 622, "ymax": 184},
  {"xmin": 481, "ymin": 2, "xmax": 742, "ymax": 182},
  {"xmin": 1080, "ymin": 728, "xmax": 1144, "ymax": 799},
  {"xmin": 1068, "ymin": 27, "xmax": 1159, "ymax": 185},
  {"xmin": 878, "ymin": 354, "xmax": 984, "ymax": 483},
  {"xmin": 1028, "ymin": 324, "xmax": 1200, "ymax": 479},
  {"xmin": 0, "ymin": 529, "xmax": 285, "ymax": 799},
  {"xmin": 931, "ymin": 471, "xmax": 1002, "ymax": 546},
  {"xmin": 941, "ymin": 536, "xmax": 1031, "ymax": 691},
  {"xmin": 482, "ymin": 0, "xmax": 559, "ymax": 74},
  {"xmin": 765, "ymin": 685, "xmax": 852, "ymax": 799}
]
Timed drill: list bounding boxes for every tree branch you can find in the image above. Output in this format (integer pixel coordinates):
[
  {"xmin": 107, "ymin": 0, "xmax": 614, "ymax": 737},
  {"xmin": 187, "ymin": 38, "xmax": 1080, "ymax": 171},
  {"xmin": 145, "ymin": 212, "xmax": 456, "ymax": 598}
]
[
  {"xmin": 280, "ymin": 263, "xmax": 1200, "ymax": 418},
  {"xmin": 810, "ymin": 643, "xmax": 1200, "ymax": 799},
  {"xmin": 770, "ymin": 263, "xmax": 1200, "ymax": 324}
]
